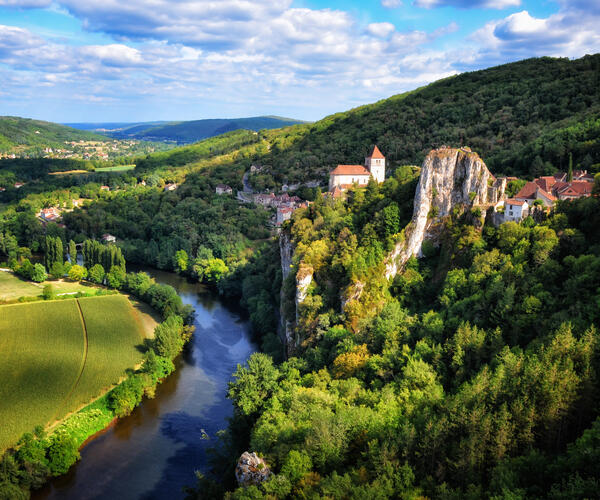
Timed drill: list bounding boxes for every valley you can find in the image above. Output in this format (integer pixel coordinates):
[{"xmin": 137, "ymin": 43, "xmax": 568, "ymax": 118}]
[{"xmin": 1, "ymin": 53, "xmax": 600, "ymax": 499}]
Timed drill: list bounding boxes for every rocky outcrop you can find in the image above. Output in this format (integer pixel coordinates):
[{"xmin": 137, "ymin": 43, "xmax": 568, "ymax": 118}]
[
  {"xmin": 384, "ymin": 147, "xmax": 503, "ymax": 280},
  {"xmin": 279, "ymin": 231, "xmax": 295, "ymax": 353},
  {"xmin": 235, "ymin": 452, "xmax": 271, "ymax": 487}
]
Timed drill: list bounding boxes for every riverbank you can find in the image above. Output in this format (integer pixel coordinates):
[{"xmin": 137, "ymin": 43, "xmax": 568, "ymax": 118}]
[
  {"xmin": 0, "ymin": 269, "xmax": 194, "ymax": 499},
  {"xmin": 34, "ymin": 268, "xmax": 257, "ymax": 500}
]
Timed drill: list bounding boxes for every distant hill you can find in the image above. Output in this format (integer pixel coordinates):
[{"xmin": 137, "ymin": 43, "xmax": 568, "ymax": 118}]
[
  {"xmin": 0, "ymin": 116, "xmax": 107, "ymax": 152},
  {"xmin": 67, "ymin": 116, "xmax": 307, "ymax": 144}
]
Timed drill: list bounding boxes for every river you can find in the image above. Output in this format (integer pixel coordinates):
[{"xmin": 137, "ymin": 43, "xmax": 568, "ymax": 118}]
[{"xmin": 33, "ymin": 268, "xmax": 257, "ymax": 500}]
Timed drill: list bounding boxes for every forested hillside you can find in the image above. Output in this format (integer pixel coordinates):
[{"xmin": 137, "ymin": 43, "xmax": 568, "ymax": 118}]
[
  {"xmin": 0, "ymin": 116, "xmax": 106, "ymax": 152},
  {"xmin": 70, "ymin": 116, "xmax": 306, "ymax": 143},
  {"xmin": 244, "ymin": 54, "xmax": 600, "ymax": 187},
  {"xmin": 213, "ymin": 173, "xmax": 600, "ymax": 499}
]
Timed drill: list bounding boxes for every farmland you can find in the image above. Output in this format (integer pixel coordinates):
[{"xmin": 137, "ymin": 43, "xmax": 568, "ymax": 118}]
[
  {"xmin": 0, "ymin": 294, "xmax": 149, "ymax": 451},
  {"xmin": 0, "ymin": 270, "xmax": 95, "ymax": 302}
]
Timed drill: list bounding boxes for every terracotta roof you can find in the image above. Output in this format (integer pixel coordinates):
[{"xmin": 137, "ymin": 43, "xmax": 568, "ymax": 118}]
[
  {"xmin": 535, "ymin": 176, "xmax": 556, "ymax": 192},
  {"xmin": 366, "ymin": 145, "xmax": 384, "ymax": 159},
  {"xmin": 556, "ymin": 181, "xmax": 593, "ymax": 196},
  {"xmin": 330, "ymin": 165, "xmax": 370, "ymax": 176},
  {"xmin": 515, "ymin": 181, "xmax": 556, "ymax": 202},
  {"xmin": 505, "ymin": 199, "xmax": 527, "ymax": 206}
]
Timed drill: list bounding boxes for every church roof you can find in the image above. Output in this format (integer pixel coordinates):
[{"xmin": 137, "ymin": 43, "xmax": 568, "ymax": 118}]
[
  {"xmin": 330, "ymin": 164, "xmax": 370, "ymax": 176},
  {"xmin": 366, "ymin": 145, "xmax": 384, "ymax": 159}
]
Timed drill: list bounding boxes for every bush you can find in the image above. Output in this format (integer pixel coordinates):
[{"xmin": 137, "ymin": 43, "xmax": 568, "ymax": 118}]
[{"xmin": 42, "ymin": 284, "xmax": 55, "ymax": 300}]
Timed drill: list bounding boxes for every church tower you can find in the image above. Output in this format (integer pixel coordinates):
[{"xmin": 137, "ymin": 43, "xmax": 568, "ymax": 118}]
[{"xmin": 365, "ymin": 145, "xmax": 385, "ymax": 183}]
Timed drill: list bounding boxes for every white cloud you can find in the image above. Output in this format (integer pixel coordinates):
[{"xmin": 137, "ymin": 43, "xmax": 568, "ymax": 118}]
[
  {"xmin": 414, "ymin": 0, "xmax": 520, "ymax": 9},
  {"xmin": 367, "ymin": 22, "xmax": 396, "ymax": 38},
  {"xmin": 0, "ymin": 0, "xmax": 51, "ymax": 7},
  {"xmin": 381, "ymin": 0, "xmax": 402, "ymax": 7},
  {"xmin": 472, "ymin": 7, "xmax": 600, "ymax": 60}
]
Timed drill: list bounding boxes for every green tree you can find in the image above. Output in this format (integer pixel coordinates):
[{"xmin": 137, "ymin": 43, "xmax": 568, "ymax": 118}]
[
  {"xmin": 30, "ymin": 263, "xmax": 47, "ymax": 283},
  {"xmin": 88, "ymin": 264, "xmax": 105, "ymax": 284},
  {"xmin": 49, "ymin": 261, "xmax": 64, "ymax": 280},
  {"xmin": 68, "ymin": 240, "xmax": 77, "ymax": 262},
  {"xmin": 106, "ymin": 265, "xmax": 126, "ymax": 288},
  {"xmin": 47, "ymin": 432, "xmax": 80, "ymax": 476},
  {"xmin": 568, "ymin": 152, "xmax": 573, "ymax": 182},
  {"xmin": 174, "ymin": 249, "xmax": 188, "ymax": 273},
  {"xmin": 68, "ymin": 264, "xmax": 87, "ymax": 281},
  {"xmin": 42, "ymin": 284, "xmax": 55, "ymax": 300}
]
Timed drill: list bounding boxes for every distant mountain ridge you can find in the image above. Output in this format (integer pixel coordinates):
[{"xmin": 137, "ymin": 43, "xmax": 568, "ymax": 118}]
[
  {"xmin": 0, "ymin": 116, "xmax": 106, "ymax": 152},
  {"xmin": 67, "ymin": 116, "xmax": 308, "ymax": 144}
]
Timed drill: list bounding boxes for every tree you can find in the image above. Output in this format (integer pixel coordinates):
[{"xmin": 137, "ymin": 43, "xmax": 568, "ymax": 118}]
[
  {"xmin": 106, "ymin": 265, "xmax": 126, "ymax": 288},
  {"xmin": 153, "ymin": 315, "xmax": 184, "ymax": 359},
  {"xmin": 174, "ymin": 249, "xmax": 188, "ymax": 273},
  {"xmin": 42, "ymin": 284, "xmax": 55, "ymax": 300},
  {"xmin": 30, "ymin": 264, "xmax": 47, "ymax": 283},
  {"xmin": 44, "ymin": 236, "xmax": 63, "ymax": 271},
  {"xmin": 68, "ymin": 264, "xmax": 87, "ymax": 281},
  {"xmin": 568, "ymin": 152, "xmax": 573, "ymax": 182},
  {"xmin": 88, "ymin": 264, "xmax": 105, "ymax": 284},
  {"xmin": 49, "ymin": 261, "xmax": 64, "ymax": 280},
  {"xmin": 68, "ymin": 240, "xmax": 77, "ymax": 262},
  {"xmin": 47, "ymin": 432, "xmax": 80, "ymax": 476}
]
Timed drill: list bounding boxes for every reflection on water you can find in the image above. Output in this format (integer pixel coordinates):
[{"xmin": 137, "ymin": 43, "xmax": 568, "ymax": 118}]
[{"xmin": 33, "ymin": 268, "xmax": 257, "ymax": 500}]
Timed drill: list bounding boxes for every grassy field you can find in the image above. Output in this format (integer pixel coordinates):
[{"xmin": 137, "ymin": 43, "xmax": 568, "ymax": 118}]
[
  {"xmin": 0, "ymin": 270, "xmax": 95, "ymax": 302},
  {"xmin": 63, "ymin": 295, "xmax": 146, "ymax": 412},
  {"xmin": 0, "ymin": 295, "xmax": 150, "ymax": 451},
  {"xmin": 94, "ymin": 164, "xmax": 135, "ymax": 172}
]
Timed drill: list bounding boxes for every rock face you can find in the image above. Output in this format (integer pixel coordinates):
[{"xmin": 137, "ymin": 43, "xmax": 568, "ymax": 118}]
[
  {"xmin": 384, "ymin": 147, "xmax": 503, "ymax": 279},
  {"xmin": 279, "ymin": 231, "xmax": 295, "ymax": 355},
  {"xmin": 235, "ymin": 452, "xmax": 271, "ymax": 487}
]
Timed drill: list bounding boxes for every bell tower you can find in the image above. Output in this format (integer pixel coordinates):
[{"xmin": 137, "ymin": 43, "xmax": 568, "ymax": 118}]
[{"xmin": 365, "ymin": 145, "xmax": 385, "ymax": 183}]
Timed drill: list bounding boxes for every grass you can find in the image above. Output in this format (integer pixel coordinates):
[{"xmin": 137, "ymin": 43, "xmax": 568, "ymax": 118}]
[
  {"xmin": 94, "ymin": 164, "xmax": 135, "ymax": 172},
  {"xmin": 0, "ymin": 270, "xmax": 96, "ymax": 302},
  {"xmin": 0, "ymin": 270, "xmax": 41, "ymax": 299},
  {"xmin": 63, "ymin": 295, "xmax": 146, "ymax": 412},
  {"xmin": 0, "ymin": 301, "xmax": 84, "ymax": 451},
  {"xmin": 0, "ymin": 295, "xmax": 151, "ymax": 451}
]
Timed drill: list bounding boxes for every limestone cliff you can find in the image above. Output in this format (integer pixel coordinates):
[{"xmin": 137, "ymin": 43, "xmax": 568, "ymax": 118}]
[
  {"xmin": 279, "ymin": 231, "xmax": 295, "ymax": 353},
  {"xmin": 385, "ymin": 147, "xmax": 503, "ymax": 279}
]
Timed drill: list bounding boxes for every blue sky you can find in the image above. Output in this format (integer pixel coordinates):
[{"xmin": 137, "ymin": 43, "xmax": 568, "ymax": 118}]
[{"xmin": 0, "ymin": 0, "xmax": 598, "ymax": 123}]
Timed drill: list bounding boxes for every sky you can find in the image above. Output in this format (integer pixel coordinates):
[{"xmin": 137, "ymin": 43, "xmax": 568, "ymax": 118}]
[{"xmin": 0, "ymin": 0, "xmax": 598, "ymax": 123}]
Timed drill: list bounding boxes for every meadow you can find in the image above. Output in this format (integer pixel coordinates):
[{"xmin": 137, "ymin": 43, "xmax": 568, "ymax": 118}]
[
  {"xmin": 94, "ymin": 164, "xmax": 135, "ymax": 172},
  {"xmin": 0, "ymin": 270, "xmax": 93, "ymax": 302},
  {"xmin": 0, "ymin": 295, "xmax": 149, "ymax": 451}
]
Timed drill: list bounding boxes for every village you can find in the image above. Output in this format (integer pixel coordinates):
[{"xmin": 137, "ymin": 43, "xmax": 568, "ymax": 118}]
[
  {"xmin": 0, "ymin": 138, "xmax": 160, "ymax": 161},
  {"xmin": 22, "ymin": 145, "xmax": 597, "ymax": 241}
]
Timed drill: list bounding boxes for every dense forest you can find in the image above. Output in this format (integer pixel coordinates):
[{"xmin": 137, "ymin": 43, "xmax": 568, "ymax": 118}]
[{"xmin": 204, "ymin": 173, "xmax": 600, "ymax": 499}]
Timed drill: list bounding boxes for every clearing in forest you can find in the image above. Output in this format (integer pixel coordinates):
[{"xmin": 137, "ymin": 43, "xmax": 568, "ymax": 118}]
[{"xmin": 0, "ymin": 294, "xmax": 150, "ymax": 451}]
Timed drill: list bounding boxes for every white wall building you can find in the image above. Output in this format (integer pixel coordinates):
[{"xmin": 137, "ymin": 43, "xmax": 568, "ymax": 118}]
[
  {"xmin": 504, "ymin": 199, "xmax": 529, "ymax": 222},
  {"xmin": 329, "ymin": 145, "xmax": 386, "ymax": 191}
]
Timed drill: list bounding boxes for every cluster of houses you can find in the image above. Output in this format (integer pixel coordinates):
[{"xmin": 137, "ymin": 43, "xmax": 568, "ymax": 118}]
[{"xmin": 498, "ymin": 170, "xmax": 595, "ymax": 222}]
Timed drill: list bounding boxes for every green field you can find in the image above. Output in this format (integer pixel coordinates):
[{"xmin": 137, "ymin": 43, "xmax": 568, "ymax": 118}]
[
  {"xmin": 0, "ymin": 270, "xmax": 93, "ymax": 302},
  {"xmin": 0, "ymin": 295, "xmax": 148, "ymax": 451},
  {"xmin": 94, "ymin": 164, "xmax": 135, "ymax": 172}
]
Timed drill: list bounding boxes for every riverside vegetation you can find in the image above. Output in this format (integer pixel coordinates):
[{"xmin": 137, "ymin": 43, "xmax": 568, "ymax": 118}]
[{"xmin": 1, "ymin": 54, "xmax": 600, "ymax": 498}]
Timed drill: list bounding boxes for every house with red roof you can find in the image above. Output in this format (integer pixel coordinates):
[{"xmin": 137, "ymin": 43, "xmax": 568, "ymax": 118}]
[
  {"xmin": 515, "ymin": 181, "xmax": 556, "ymax": 207},
  {"xmin": 329, "ymin": 146, "xmax": 386, "ymax": 191}
]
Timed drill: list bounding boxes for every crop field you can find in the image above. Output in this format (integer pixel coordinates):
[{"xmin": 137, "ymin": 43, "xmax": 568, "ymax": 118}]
[
  {"xmin": 94, "ymin": 164, "xmax": 135, "ymax": 172},
  {"xmin": 0, "ymin": 295, "xmax": 149, "ymax": 451}
]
